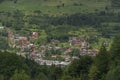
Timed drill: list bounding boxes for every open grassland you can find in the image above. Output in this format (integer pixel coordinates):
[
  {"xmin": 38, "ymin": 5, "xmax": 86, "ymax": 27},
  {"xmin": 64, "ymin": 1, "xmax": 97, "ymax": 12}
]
[{"xmin": 0, "ymin": 0, "xmax": 110, "ymax": 15}]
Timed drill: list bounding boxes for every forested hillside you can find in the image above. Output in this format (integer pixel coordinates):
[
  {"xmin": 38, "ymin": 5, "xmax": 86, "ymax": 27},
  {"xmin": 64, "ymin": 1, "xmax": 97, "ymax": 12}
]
[{"xmin": 0, "ymin": 0, "xmax": 120, "ymax": 80}]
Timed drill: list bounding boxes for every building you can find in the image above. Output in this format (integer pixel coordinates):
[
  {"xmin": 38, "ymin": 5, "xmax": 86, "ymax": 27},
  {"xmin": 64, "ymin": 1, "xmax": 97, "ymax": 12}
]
[{"xmin": 0, "ymin": 26, "xmax": 4, "ymax": 30}]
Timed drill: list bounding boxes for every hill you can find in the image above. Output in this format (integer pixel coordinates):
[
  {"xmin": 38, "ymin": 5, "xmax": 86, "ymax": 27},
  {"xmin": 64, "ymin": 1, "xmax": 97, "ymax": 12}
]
[
  {"xmin": 0, "ymin": 0, "xmax": 111, "ymax": 15},
  {"xmin": 0, "ymin": 0, "xmax": 120, "ymax": 50}
]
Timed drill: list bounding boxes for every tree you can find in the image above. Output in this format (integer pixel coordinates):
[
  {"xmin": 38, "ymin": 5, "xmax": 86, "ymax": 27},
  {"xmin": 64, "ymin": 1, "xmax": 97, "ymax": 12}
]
[
  {"xmin": 0, "ymin": 75, "xmax": 4, "ymax": 80},
  {"xmin": 94, "ymin": 46, "xmax": 110, "ymax": 79},
  {"xmin": 0, "ymin": 0, "xmax": 4, "ymax": 3},
  {"xmin": 67, "ymin": 55, "xmax": 93, "ymax": 77},
  {"xmin": 88, "ymin": 65, "xmax": 100, "ymax": 80},
  {"xmin": 111, "ymin": 0, "xmax": 120, "ymax": 8},
  {"xmin": 0, "ymin": 51, "xmax": 29, "ymax": 79},
  {"xmin": 110, "ymin": 35, "xmax": 120, "ymax": 66},
  {"xmin": 0, "ymin": 36, "xmax": 9, "ymax": 50},
  {"xmin": 61, "ymin": 75, "xmax": 73, "ymax": 80},
  {"xmin": 35, "ymin": 73, "xmax": 48, "ymax": 80},
  {"xmin": 106, "ymin": 66, "xmax": 120, "ymax": 80},
  {"xmin": 10, "ymin": 70, "xmax": 31, "ymax": 80},
  {"xmin": 45, "ymin": 49, "xmax": 52, "ymax": 57},
  {"xmin": 13, "ymin": 0, "xmax": 17, "ymax": 3},
  {"xmin": 52, "ymin": 67, "xmax": 63, "ymax": 80}
]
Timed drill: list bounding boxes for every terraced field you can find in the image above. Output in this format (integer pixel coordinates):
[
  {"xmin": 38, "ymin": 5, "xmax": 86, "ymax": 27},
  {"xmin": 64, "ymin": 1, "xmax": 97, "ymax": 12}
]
[{"xmin": 0, "ymin": 0, "xmax": 110, "ymax": 15}]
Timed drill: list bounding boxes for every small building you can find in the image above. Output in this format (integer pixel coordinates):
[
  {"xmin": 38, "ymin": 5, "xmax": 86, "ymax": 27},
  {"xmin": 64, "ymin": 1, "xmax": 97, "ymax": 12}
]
[
  {"xmin": 33, "ymin": 32, "xmax": 39, "ymax": 37},
  {"xmin": 0, "ymin": 26, "xmax": 4, "ymax": 30}
]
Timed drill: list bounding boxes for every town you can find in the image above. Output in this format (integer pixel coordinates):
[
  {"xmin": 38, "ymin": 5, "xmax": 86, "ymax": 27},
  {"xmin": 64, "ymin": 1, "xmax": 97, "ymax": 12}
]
[
  {"xmin": 0, "ymin": 0, "xmax": 120, "ymax": 79},
  {"xmin": 0, "ymin": 26, "xmax": 101, "ymax": 66}
]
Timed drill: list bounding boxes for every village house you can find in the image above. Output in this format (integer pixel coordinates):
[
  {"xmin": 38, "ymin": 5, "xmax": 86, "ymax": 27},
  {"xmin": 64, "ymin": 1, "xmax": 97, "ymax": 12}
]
[
  {"xmin": 69, "ymin": 37, "xmax": 87, "ymax": 46},
  {"xmin": 35, "ymin": 59, "xmax": 71, "ymax": 67},
  {"xmin": 29, "ymin": 32, "xmax": 39, "ymax": 40},
  {"xmin": 51, "ymin": 39, "xmax": 60, "ymax": 45},
  {"xmin": 0, "ymin": 26, "xmax": 4, "ymax": 30},
  {"xmin": 80, "ymin": 48, "xmax": 99, "ymax": 56}
]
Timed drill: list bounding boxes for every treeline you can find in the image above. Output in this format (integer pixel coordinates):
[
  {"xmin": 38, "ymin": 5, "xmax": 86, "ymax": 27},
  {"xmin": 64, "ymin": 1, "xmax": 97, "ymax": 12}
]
[
  {"xmin": 0, "ymin": 0, "xmax": 17, "ymax": 3},
  {"xmin": 0, "ymin": 10, "xmax": 120, "ymax": 38},
  {"xmin": 0, "ymin": 0, "xmax": 3, "ymax": 3},
  {"xmin": 1, "ymin": 10, "xmax": 120, "ymax": 29},
  {"xmin": 0, "ymin": 51, "xmax": 63, "ymax": 80},
  {"xmin": 111, "ymin": 0, "xmax": 120, "ymax": 8},
  {"xmin": 0, "ymin": 35, "xmax": 120, "ymax": 80},
  {"xmin": 51, "ymin": 12, "xmax": 120, "ymax": 26}
]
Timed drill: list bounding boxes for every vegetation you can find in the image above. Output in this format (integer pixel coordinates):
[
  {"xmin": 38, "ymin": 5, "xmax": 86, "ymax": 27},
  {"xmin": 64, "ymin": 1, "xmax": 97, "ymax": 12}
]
[
  {"xmin": 0, "ymin": 35, "xmax": 120, "ymax": 80},
  {"xmin": 111, "ymin": 0, "xmax": 120, "ymax": 8},
  {"xmin": 0, "ymin": 0, "xmax": 120, "ymax": 80}
]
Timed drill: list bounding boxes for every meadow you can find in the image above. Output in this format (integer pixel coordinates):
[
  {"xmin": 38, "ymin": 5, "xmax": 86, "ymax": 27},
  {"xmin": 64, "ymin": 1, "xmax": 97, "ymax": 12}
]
[{"xmin": 0, "ymin": 0, "xmax": 110, "ymax": 15}]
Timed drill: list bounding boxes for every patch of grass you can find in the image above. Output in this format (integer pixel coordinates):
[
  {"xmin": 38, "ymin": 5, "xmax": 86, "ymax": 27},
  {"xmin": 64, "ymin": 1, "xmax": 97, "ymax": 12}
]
[
  {"xmin": 0, "ymin": 0, "xmax": 110, "ymax": 15},
  {"xmin": 0, "ymin": 22, "xmax": 2, "ymax": 26}
]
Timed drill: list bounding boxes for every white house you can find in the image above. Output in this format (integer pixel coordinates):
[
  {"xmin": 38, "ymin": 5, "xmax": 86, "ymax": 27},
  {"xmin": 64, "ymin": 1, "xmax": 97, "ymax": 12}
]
[{"xmin": 0, "ymin": 26, "xmax": 4, "ymax": 30}]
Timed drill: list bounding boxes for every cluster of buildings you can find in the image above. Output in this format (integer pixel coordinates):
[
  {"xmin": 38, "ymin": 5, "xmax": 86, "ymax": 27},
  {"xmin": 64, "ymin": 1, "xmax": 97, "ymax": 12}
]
[
  {"xmin": 35, "ymin": 59, "xmax": 70, "ymax": 66},
  {"xmin": 69, "ymin": 37, "xmax": 99, "ymax": 56},
  {"xmin": 6, "ymin": 28, "xmax": 99, "ymax": 66},
  {"xmin": 7, "ymin": 28, "xmax": 38, "ymax": 51}
]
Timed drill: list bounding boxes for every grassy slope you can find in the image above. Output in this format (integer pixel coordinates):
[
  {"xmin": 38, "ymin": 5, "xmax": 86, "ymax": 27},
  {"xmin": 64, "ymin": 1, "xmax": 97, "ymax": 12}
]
[
  {"xmin": 0, "ymin": 0, "xmax": 116, "ymax": 49},
  {"xmin": 0, "ymin": 0, "xmax": 109, "ymax": 15}
]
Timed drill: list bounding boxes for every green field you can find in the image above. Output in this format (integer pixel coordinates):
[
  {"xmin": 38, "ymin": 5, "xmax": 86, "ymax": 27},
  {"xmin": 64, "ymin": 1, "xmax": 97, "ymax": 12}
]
[{"xmin": 0, "ymin": 0, "xmax": 110, "ymax": 15}]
